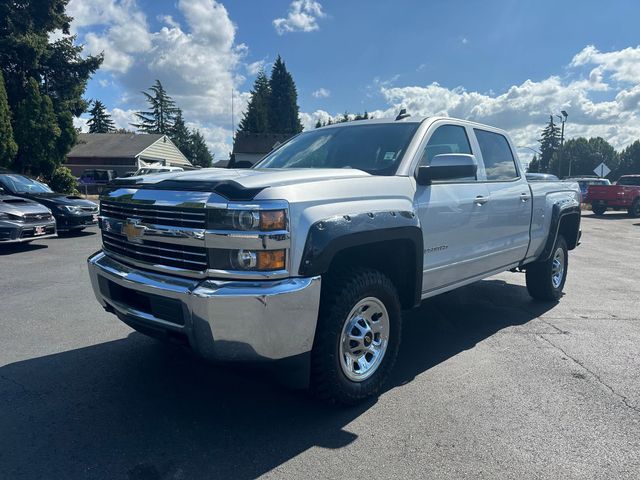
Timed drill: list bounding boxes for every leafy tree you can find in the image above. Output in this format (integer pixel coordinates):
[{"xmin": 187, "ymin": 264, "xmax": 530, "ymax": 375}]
[
  {"xmin": 13, "ymin": 79, "xmax": 61, "ymax": 177},
  {"xmin": 538, "ymin": 115, "xmax": 561, "ymax": 173},
  {"xmin": 114, "ymin": 128, "xmax": 135, "ymax": 134},
  {"xmin": 189, "ymin": 130, "xmax": 213, "ymax": 168},
  {"xmin": 0, "ymin": 0, "xmax": 102, "ymax": 177},
  {"xmin": 0, "ymin": 71, "xmax": 17, "ymax": 167},
  {"xmin": 170, "ymin": 110, "xmax": 192, "ymax": 158},
  {"xmin": 315, "ymin": 111, "xmax": 370, "ymax": 128},
  {"xmin": 615, "ymin": 141, "xmax": 640, "ymax": 178},
  {"xmin": 268, "ymin": 56, "xmax": 303, "ymax": 134},
  {"xmin": 239, "ymin": 69, "xmax": 270, "ymax": 134},
  {"xmin": 132, "ymin": 80, "xmax": 179, "ymax": 134},
  {"xmin": 86, "ymin": 100, "xmax": 115, "ymax": 133},
  {"xmin": 49, "ymin": 165, "xmax": 78, "ymax": 194},
  {"xmin": 551, "ymin": 137, "xmax": 618, "ymax": 178}
]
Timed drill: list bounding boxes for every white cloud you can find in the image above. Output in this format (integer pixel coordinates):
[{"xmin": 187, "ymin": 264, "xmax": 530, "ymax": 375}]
[
  {"xmin": 68, "ymin": 0, "xmax": 249, "ymax": 158},
  {"xmin": 312, "ymin": 88, "xmax": 330, "ymax": 98},
  {"xmin": 570, "ymin": 45, "xmax": 640, "ymax": 84},
  {"xmin": 273, "ymin": 0, "xmax": 326, "ymax": 35},
  {"xmin": 246, "ymin": 59, "xmax": 267, "ymax": 76},
  {"xmin": 461, "ymin": 37, "xmax": 468, "ymax": 45}
]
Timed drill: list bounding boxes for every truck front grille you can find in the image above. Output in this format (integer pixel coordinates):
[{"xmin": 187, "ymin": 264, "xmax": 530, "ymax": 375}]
[
  {"xmin": 102, "ymin": 231, "xmax": 207, "ymax": 272},
  {"xmin": 101, "ymin": 201, "xmax": 205, "ymax": 229}
]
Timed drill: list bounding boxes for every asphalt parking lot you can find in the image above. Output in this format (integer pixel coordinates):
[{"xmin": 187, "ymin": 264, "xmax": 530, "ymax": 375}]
[{"xmin": 1, "ymin": 213, "xmax": 639, "ymax": 479}]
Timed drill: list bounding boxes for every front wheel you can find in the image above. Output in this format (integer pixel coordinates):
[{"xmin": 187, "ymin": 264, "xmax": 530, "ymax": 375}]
[
  {"xmin": 628, "ymin": 199, "xmax": 640, "ymax": 218},
  {"xmin": 592, "ymin": 205, "xmax": 607, "ymax": 216},
  {"xmin": 311, "ymin": 268, "xmax": 401, "ymax": 405},
  {"xmin": 525, "ymin": 236, "xmax": 568, "ymax": 301}
]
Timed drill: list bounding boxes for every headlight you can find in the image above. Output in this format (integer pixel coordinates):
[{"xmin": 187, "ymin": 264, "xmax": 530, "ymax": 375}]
[
  {"xmin": 59, "ymin": 205, "xmax": 84, "ymax": 215},
  {"xmin": 208, "ymin": 209, "xmax": 287, "ymax": 231},
  {"xmin": 210, "ymin": 248, "xmax": 287, "ymax": 271},
  {"xmin": 0, "ymin": 212, "xmax": 22, "ymax": 221}
]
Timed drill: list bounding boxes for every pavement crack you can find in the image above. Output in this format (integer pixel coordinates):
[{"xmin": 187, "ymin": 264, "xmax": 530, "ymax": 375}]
[{"xmin": 538, "ymin": 334, "xmax": 640, "ymax": 415}]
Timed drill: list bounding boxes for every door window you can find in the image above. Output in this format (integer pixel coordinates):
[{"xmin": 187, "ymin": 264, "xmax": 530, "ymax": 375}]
[
  {"xmin": 419, "ymin": 125, "xmax": 472, "ymax": 166},
  {"xmin": 474, "ymin": 129, "xmax": 519, "ymax": 181}
]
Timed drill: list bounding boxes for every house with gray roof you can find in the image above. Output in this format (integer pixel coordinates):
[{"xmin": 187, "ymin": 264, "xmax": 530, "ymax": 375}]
[{"xmin": 66, "ymin": 133, "xmax": 192, "ymax": 177}]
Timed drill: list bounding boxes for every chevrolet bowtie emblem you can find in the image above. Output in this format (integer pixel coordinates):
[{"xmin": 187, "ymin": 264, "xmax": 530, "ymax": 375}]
[{"xmin": 122, "ymin": 218, "xmax": 146, "ymax": 243}]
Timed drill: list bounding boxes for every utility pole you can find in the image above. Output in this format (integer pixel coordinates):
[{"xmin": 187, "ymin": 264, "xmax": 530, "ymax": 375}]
[
  {"xmin": 231, "ymin": 87, "xmax": 235, "ymax": 142},
  {"xmin": 556, "ymin": 110, "xmax": 568, "ymax": 177}
]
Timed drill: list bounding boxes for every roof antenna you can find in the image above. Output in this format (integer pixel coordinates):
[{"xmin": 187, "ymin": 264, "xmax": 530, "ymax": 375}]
[{"xmin": 395, "ymin": 108, "xmax": 411, "ymax": 121}]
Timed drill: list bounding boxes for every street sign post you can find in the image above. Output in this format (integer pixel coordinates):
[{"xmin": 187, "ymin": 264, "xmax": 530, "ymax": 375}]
[{"xmin": 593, "ymin": 162, "xmax": 611, "ymax": 178}]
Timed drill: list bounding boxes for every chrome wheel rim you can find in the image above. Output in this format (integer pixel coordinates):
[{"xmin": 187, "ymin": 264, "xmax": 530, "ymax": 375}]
[
  {"xmin": 551, "ymin": 247, "xmax": 565, "ymax": 289},
  {"xmin": 339, "ymin": 297, "xmax": 390, "ymax": 382}
]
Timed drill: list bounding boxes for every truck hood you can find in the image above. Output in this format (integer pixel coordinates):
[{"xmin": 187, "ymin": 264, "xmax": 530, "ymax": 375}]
[{"xmin": 112, "ymin": 168, "xmax": 372, "ymax": 200}]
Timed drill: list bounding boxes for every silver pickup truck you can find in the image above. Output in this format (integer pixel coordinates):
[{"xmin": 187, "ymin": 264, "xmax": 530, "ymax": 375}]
[{"xmin": 88, "ymin": 116, "xmax": 581, "ymax": 404}]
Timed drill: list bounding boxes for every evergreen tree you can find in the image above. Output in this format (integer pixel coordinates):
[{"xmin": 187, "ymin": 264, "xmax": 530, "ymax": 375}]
[
  {"xmin": 0, "ymin": 0, "xmax": 102, "ymax": 176},
  {"xmin": 238, "ymin": 69, "xmax": 270, "ymax": 133},
  {"xmin": 13, "ymin": 79, "xmax": 61, "ymax": 176},
  {"xmin": 170, "ymin": 110, "xmax": 192, "ymax": 159},
  {"xmin": 268, "ymin": 56, "xmax": 303, "ymax": 134},
  {"xmin": 132, "ymin": 80, "xmax": 179, "ymax": 134},
  {"xmin": 87, "ymin": 100, "xmax": 115, "ymax": 133},
  {"xmin": 0, "ymin": 71, "xmax": 17, "ymax": 167},
  {"xmin": 527, "ymin": 155, "xmax": 539, "ymax": 173},
  {"xmin": 189, "ymin": 130, "xmax": 213, "ymax": 168},
  {"xmin": 314, "ymin": 119, "xmax": 323, "ymax": 129},
  {"xmin": 538, "ymin": 115, "xmax": 561, "ymax": 173}
]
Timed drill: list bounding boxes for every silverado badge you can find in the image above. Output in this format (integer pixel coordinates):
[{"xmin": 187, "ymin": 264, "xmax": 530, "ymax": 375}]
[{"xmin": 122, "ymin": 218, "xmax": 146, "ymax": 243}]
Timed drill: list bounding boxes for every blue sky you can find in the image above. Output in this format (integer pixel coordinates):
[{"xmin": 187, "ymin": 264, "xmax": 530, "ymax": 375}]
[{"xmin": 69, "ymin": 0, "xmax": 640, "ymax": 160}]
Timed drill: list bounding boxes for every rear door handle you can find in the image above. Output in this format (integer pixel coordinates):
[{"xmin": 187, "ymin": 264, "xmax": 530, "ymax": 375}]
[
  {"xmin": 520, "ymin": 193, "xmax": 531, "ymax": 202},
  {"xmin": 474, "ymin": 195, "xmax": 489, "ymax": 205}
]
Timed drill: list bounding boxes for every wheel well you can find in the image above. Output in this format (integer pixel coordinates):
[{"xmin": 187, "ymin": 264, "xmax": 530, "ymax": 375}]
[
  {"xmin": 558, "ymin": 213, "xmax": 580, "ymax": 250},
  {"xmin": 326, "ymin": 239, "xmax": 419, "ymax": 309}
]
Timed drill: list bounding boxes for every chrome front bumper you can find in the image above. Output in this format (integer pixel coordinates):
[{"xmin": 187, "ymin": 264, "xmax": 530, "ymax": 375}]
[{"xmin": 88, "ymin": 251, "xmax": 322, "ymax": 362}]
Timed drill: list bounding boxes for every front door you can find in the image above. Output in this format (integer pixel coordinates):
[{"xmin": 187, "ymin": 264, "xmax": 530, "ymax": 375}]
[{"xmin": 414, "ymin": 123, "xmax": 492, "ymax": 294}]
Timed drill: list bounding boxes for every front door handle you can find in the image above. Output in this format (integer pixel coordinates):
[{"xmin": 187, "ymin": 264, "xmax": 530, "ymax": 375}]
[
  {"xmin": 520, "ymin": 193, "xmax": 531, "ymax": 202},
  {"xmin": 474, "ymin": 195, "xmax": 489, "ymax": 205}
]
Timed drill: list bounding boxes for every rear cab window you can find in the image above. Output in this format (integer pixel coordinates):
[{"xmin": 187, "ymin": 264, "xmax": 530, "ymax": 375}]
[{"xmin": 474, "ymin": 129, "xmax": 520, "ymax": 181}]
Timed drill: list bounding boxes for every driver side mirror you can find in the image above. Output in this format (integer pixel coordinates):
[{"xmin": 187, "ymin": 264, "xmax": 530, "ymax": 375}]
[{"xmin": 416, "ymin": 154, "xmax": 478, "ymax": 185}]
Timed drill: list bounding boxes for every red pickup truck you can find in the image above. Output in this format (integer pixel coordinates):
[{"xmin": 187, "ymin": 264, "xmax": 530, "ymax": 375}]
[{"xmin": 586, "ymin": 175, "xmax": 640, "ymax": 217}]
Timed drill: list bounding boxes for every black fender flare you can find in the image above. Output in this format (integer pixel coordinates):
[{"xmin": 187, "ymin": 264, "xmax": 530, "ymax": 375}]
[
  {"xmin": 538, "ymin": 204, "xmax": 581, "ymax": 261},
  {"xmin": 298, "ymin": 210, "xmax": 423, "ymax": 307}
]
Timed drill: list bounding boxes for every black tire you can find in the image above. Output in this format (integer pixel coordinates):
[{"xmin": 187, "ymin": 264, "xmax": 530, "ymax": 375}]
[
  {"xmin": 592, "ymin": 205, "xmax": 606, "ymax": 216},
  {"xmin": 311, "ymin": 268, "xmax": 401, "ymax": 405},
  {"xmin": 526, "ymin": 235, "xmax": 568, "ymax": 301},
  {"xmin": 628, "ymin": 199, "xmax": 640, "ymax": 218}
]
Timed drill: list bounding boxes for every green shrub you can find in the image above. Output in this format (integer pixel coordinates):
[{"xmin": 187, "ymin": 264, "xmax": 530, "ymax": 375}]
[{"xmin": 48, "ymin": 166, "xmax": 78, "ymax": 194}]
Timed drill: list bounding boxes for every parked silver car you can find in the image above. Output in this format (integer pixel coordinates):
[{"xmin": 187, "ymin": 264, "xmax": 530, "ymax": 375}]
[{"xmin": 0, "ymin": 193, "xmax": 57, "ymax": 243}]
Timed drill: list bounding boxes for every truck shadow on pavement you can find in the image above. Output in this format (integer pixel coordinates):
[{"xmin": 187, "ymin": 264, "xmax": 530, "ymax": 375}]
[{"xmin": 0, "ymin": 279, "xmax": 555, "ymax": 480}]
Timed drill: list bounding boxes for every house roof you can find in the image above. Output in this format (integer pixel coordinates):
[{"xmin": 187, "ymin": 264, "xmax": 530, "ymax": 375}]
[
  {"xmin": 68, "ymin": 133, "xmax": 165, "ymax": 158},
  {"xmin": 232, "ymin": 132, "xmax": 293, "ymax": 154}
]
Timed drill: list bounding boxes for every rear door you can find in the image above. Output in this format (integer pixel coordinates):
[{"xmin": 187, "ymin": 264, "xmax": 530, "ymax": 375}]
[
  {"xmin": 413, "ymin": 122, "xmax": 492, "ymax": 294},
  {"xmin": 472, "ymin": 128, "xmax": 532, "ymax": 269}
]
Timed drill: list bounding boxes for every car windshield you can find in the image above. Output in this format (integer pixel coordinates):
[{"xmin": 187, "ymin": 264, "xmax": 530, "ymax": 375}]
[
  {"xmin": 617, "ymin": 177, "xmax": 640, "ymax": 186},
  {"xmin": 255, "ymin": 123, "xmax": 420, "ymax": 175},
  {"xmin": 0, "ymin": 174, "xmax": 53, "ymax": 193}
]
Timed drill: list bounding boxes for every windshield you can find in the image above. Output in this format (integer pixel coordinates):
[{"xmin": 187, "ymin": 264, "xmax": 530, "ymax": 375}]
[
  {"xmin": 0, "ymin": 174, "xmax": 53, "ymax": 193},
  {"xmin": 255, "ymin": 123, "xmax": 419, "ymax": 175},
  {"xmin": 617, "ymin": 177, "xmax": 640, "ymax": 186}
]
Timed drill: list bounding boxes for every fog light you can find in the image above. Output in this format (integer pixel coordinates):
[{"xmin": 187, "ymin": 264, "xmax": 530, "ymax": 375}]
[{"xmin": 230, "ymin": 249, "xmax": 257, "ymax": 269}]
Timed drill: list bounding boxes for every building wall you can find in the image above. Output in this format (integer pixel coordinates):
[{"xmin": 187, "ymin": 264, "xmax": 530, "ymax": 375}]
[
  {"xmin": 65, "ymin": 157, "xmax": 137, "ymax": 177},
  {"xmin": 138, "ymin": 136, "xmax": 192, "ymax": 167}
]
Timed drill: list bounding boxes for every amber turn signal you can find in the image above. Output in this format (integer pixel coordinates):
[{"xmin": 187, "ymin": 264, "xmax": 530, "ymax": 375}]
[
  {"xmin": 260, "ymin": 210, "xmax": 287, "ymax": 231},
  {"xmin": 257, "ymin": 249, "xmax": 286, "ymax": 270}
]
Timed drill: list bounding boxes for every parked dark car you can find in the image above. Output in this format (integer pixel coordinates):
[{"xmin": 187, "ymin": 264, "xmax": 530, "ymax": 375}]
[
  {"xmin": 0, "ymin": 174, "xmax": 98, "ymax": 232},
  {"xmin": 79, "ymin": 169, "xmax": 118, "ymax": 185},
  {"xmin": 0, "ymin": 193, "xmax": 57, "ymax": 243}
]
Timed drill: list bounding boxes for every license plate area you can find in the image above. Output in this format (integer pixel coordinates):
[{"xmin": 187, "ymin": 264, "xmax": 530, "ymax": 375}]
[{"xmin": 34, "ymin": 225, "xmax": 46, "ymax": 236}]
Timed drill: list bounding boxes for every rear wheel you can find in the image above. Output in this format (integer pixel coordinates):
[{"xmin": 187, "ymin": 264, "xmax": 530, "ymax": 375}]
[
  {"xmin": 311, "ymin": 268, "xmax": 401, "ymax": 405},
  {"xmin": 526, "ymin": 236, "xmax": 568, "ymax": 301},
  {"xmin": 628, "ymin": 199, "xmax": 640, "ymax": 218},
  {"xmin": 592, "ymin": 205, "xmax": 606, "ymax": 216}
]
